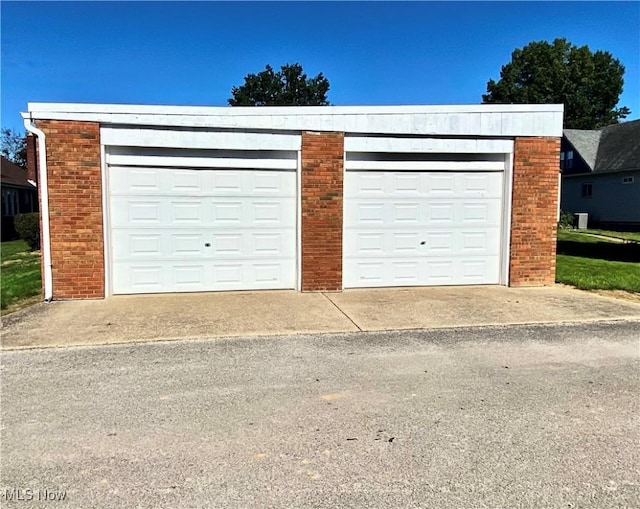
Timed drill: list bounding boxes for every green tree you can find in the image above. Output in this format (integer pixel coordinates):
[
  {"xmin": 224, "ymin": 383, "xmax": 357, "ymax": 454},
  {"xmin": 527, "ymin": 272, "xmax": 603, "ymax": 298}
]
[
  {"xmin": 483, "ymin": 38, "xmax": 630, "ymax": 129},
  {"xmin": 228, "ymin": 63, "xmax": 330, "ymax": 106},
  {"xmin": 1, "ymin": 128, "xmax": 27, "ymax": 168}
]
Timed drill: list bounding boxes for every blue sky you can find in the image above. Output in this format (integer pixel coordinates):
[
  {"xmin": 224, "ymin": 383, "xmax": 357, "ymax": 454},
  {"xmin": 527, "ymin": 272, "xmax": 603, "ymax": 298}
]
[{"xmin": 1, "ymin": 1, "xmax": 638, "ymax": 132}]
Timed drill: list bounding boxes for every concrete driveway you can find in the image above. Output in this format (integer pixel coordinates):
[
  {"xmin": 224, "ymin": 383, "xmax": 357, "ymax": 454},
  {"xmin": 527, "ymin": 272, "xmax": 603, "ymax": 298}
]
[{"xmin": 2, "ymin": 285, "xmax": 640, "ymax": 349}]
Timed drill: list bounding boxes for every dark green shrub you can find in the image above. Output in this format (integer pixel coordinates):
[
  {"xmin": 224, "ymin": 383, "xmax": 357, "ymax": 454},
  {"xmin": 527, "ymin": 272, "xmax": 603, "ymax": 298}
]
[
  {"xmin": 14, "ymin": 212, "xmax": 41, "ymax": 251},
  {"xmin": 558, "ymin": 210, "xmax": 575, "ymax": 229}
]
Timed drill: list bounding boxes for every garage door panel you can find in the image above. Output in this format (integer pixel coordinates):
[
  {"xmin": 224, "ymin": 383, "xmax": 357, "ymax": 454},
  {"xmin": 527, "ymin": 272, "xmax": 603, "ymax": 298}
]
[
  {"xmin": 345, "ymin": 228, "xmax": 501, "ymax": 258},
  {"xmin": 110, "ymin": 166, "xmax": 296, "ymax": 196},
  {"xmin": 344, "ymin": 200, "xmax": 502, "ymax": 228},
  {"xmin": 345, "ymin": 171, "xmax": 503, "ymax": 198},
  {"xmin": 111, "ymin": 196, "xmax": 296, "ymax": 229},
  {"xmin": 112, "ymin": 258, "xmax": 296, "ymax": 294},
  {"xmin": 110, "ymin": 165, "xmax": 296, "ymax": 294},
  {"xmin": 125, "ymin": 200, "xmax": 162, "ymax": 224},
  {"xmin": 344, "ymin": 256, "xmax": 501, "ymax": 287},
  {"xmin": 212, "ymin": 261, "xmax": 295, "ymax": 289},
  {"xmin": 127, "ymin": 233, "xmax": 163, "ymax": 256},
  {"xmin": 110, "ymin": 168, "xmax": 161, "ymax": 193},
  {"xmin": 171, "ymin": 234, "xmax": 205, "ymax": 255},
  {"xmin": 344, "ymin": 170, "xmax": 504, "ymax": 288},
  {"xmin": 112, "ymin": 229, "xmax": 295, "ymax": 260},
  {"xmin": 112, "ymin": 264, "xmax": 165, "ymax": 293}
]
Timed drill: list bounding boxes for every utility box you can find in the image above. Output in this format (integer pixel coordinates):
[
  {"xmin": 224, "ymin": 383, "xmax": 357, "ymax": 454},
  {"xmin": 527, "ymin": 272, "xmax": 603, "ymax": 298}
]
[{"xmin": 576, "ymin": 213, "xmax": 589, "ymax": 230}]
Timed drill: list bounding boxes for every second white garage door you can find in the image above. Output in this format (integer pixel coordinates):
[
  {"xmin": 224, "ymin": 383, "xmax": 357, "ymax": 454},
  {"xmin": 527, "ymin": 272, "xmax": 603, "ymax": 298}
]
[
  {"xmin": 109, "ymin": 166, "xmax": 296, "ymax": 294},
  {"xmin": 343, "ymin": 170, "xmax": 504, "ymax": 288}
]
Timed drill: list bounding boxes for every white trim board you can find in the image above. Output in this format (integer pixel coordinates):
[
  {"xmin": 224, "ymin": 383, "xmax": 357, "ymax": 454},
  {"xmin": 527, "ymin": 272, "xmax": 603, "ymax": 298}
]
[
  {"xmin": 25, "ymin": 103, "xmax": 564, "ymax": 137},
  {"xmin": 27, "ymin": 102, "xmax": 564, "ymax": 116},
  {"xmin": 344, "ymin": 160, "xmax": 506, "ymax": 171},
  {"xmin": 101, "ymin": 127, "xmax": 302, "ymax": 151},
  {"xmin": 105, "ymin": 154, "xmax": 297, "ymax": 170},
  {"xmin": 345, "ymin": 137, "xmax": 514, "ymax": 154}
]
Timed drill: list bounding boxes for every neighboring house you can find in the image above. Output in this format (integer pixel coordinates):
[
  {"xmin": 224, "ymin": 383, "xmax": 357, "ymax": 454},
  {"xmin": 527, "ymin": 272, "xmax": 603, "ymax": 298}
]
[
  {"xmin": 1, "ymin": 155, "xmax": 38, "ymax": 241},
  {"xmin": 23, "ymin": 102, "xmax": 563, "ymax": 301},
  {"xmin": 560, "ymin": 119, "xmax": 640, "ymax": 229}
]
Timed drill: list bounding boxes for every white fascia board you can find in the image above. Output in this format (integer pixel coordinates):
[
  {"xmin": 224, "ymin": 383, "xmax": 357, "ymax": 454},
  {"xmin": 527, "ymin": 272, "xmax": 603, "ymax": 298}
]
[
  {"xmin": 101, "ymin": 127, "xmax": 301, "ymax": 151},
  {"xmin": 26, "ymin": 102, "xmax": 564, "ymax": 116},
  {"xmin": 106, "ymin": 154, "xmax": 297, "ymax": 170},
  {"xmin": 345, "ymin": 136, "xmax": 514, "ymax": 154},
  {"xmin": 23, "ymin": 103, "xmax": 564, "ymax": 137},
  {"xmin": 344, "ymin": 160, "xmax": 505, "ymax": 171}
]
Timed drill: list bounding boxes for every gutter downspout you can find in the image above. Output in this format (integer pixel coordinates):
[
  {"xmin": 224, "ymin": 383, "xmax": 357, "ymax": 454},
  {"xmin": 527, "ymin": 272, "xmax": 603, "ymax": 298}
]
[{"xmin": 23, "ymin": 116, "xmax": 53, "ymax": 302}]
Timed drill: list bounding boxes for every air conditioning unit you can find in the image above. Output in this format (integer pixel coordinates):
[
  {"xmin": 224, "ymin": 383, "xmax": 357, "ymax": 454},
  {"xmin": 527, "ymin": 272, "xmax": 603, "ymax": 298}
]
[{"xmin": 576, "ymin": 213, "xmax": 589, "ymax": 230}]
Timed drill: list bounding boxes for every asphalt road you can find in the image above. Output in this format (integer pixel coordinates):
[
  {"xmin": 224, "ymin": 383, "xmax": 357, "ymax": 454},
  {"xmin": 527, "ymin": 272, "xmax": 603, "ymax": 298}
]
[{"xmin": 1, "ymin": 321, "xmax": 639, "ymax": 508}]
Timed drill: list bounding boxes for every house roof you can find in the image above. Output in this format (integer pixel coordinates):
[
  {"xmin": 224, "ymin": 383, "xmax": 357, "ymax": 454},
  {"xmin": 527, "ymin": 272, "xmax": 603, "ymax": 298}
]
[
  {"xmin": 563, "ymin": 129, "xmax": 602, "ymax": 170},
  {"xmin": 563, "ymin": 119, "xmax": 640, "ymax": 174},
  {"xmin": 1, "ymin": 156, "xmax": 33, "ymax": 188},
  {"xmin": 594, "ymin": 119, "xmax": 640, "ymax": 173}
]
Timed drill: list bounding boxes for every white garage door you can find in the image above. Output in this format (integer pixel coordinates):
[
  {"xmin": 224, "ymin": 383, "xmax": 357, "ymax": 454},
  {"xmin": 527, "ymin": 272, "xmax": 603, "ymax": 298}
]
[
  {"xmin": 109, "ymin": 166, "xmax": 296, "ymax": 294},
  {"xmin": 344, "ymin": 171, "xmax": 504, "ymax": 288}
]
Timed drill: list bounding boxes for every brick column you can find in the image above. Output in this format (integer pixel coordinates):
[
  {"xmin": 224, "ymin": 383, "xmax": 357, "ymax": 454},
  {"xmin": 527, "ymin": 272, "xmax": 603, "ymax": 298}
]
[
  {"xmin": 509, "ymin": 137, "xmax": 561, "ymax": 286},
  {"xmin": 26, "ymin": 134, "xmax": 38, "ymax": 185},
  {"xmin": 301, "ymin": 131, "xmax": 344, "ymax": 291},
  {"xmin": 38, "ymin": 120, "xmax": 104, "ymax": 299}
]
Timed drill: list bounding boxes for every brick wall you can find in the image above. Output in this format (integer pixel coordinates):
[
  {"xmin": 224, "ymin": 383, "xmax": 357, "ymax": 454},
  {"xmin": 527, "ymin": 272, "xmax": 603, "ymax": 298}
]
[
  {"xmin": 37, "ymin": 120, "xmax": 104, "ymax": 299},
  {"xmin": 301, "ymin": 132, "xmax": 344, "ymax": 291},
  {"xmin": 26, "ymin": 134, "xmax": 38, "ymax": 184},
  {"xmin": 509, "ymin": 137, "xmax": 561, "ymax": 286}
]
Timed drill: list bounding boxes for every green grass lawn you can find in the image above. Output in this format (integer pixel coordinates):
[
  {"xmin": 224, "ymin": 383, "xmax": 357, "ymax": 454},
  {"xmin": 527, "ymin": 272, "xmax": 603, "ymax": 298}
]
[
  {"xmin": 1, "ymin": 240, "xmax": 42, "ymax": 312},
  {"xmin": 556, "ymin": 230, "xmax": 640, "ymax": 293}
]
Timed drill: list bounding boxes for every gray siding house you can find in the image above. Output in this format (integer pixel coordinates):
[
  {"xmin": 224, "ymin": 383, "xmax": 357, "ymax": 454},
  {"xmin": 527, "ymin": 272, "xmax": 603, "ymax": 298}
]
[{"xmin": 560, "ymin": 119, "xmax": 640, "ymax": 229}]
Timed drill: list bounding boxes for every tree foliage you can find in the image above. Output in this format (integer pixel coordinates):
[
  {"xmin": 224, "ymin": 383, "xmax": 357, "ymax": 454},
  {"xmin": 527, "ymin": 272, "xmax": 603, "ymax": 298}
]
[
  {"xmin": 1, "ymin": 128, "xmax": 27, "ymax": 168},
  {"xmin": 483, "ymin": 38, "xmax": 630, "ymax": 129},
  {"xmin": 228, "ymin": 63, "xmax": 330, "ymax": 106}
]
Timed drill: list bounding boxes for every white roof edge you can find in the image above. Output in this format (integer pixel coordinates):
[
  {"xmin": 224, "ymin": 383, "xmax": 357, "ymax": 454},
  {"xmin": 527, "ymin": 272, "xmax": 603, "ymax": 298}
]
[{"xmin": 23, "ymin": 102, "xmax": 564, "ymax": 118}]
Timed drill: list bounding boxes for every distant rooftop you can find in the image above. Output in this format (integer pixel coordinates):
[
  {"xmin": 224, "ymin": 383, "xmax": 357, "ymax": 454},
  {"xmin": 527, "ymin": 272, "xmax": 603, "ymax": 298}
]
[
  {"xmin": 1, "ymin": 156, "xmax": 33, "ymax": 188},
  {"xmin": 564, "ymin": 119, "xmax": 640, "ymax": 174}
]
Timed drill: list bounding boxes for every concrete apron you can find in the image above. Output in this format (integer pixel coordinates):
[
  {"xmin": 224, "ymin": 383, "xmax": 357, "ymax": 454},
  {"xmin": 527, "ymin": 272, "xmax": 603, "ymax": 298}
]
[{"xmin": 2, "ymin": 286, "xmax": 640, "ymax": 350}]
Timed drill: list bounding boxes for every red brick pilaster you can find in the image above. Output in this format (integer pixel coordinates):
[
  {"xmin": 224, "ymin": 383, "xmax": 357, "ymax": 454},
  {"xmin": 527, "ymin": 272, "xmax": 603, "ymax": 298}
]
[
  {"xmin": 37, "ymin": 120, "xmax": 104, "ymax": 299},
  {"xmin": 509, "ymin": 137, "xmax": 560, "ymax": 286},
  {"xmin": 26, "ymin": 134, "xmax": 38, "ymax": 185},
  {"xmin": 301, "ymin": 131, "xmax": 344, "ymax": 291}
]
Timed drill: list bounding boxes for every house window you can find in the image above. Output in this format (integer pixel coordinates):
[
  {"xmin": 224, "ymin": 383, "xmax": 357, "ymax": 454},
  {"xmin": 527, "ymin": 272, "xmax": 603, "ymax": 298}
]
[
  {"xmin": 622, "ymin": 176, "xmax": 634, "ymax": 184},
  {"xmin": 581, "ymin": 183, "xmax": 593, "ymax": 198},
  {"xmin": 566, "ymin": 150, "xmax": 574, "ymax": 170},
  {"xmin": 560, "ymin": 151, "xmax": 565, "ymax": 170}
]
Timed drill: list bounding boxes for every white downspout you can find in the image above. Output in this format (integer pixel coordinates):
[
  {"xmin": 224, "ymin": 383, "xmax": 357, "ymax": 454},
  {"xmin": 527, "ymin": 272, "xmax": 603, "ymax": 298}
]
[{"xmin": 23, "ymin": 116, "xmax": 53, "ymax": 302}]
